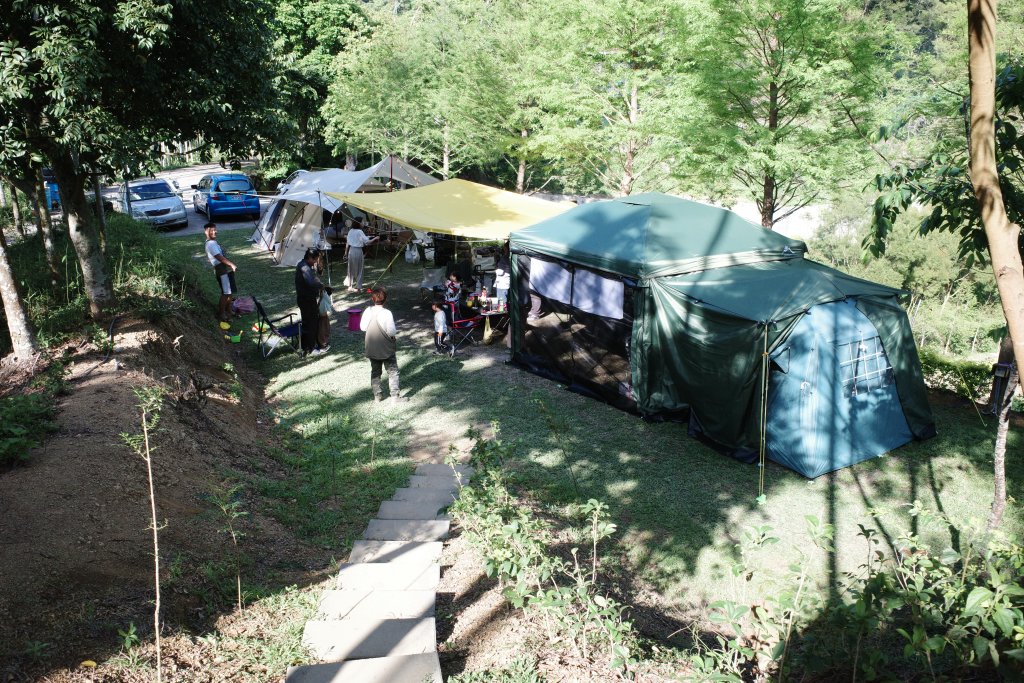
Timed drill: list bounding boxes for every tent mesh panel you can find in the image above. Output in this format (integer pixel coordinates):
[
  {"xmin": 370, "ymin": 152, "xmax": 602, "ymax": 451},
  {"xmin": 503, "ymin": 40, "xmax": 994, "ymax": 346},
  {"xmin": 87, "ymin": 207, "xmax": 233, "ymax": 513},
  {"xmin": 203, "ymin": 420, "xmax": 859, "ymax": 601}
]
[{"xmin": 512, "ymin": 253, "xmax": 636, "ymax": 410}]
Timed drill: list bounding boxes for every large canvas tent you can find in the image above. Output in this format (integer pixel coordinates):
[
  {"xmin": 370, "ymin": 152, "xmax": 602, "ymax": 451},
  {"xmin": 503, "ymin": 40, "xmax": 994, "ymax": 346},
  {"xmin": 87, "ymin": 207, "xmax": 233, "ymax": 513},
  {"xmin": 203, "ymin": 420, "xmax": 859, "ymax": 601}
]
[
  {"xmin": 250, "ymin": 157, "xmax": 438, "ymax": 266},
  {"xmin": 327, "ymin": 178, "xmax": 572, "ymax": 240},
  {"xmin": 509, "ymin": 193, "xmax": 935, "ymax": 478}
]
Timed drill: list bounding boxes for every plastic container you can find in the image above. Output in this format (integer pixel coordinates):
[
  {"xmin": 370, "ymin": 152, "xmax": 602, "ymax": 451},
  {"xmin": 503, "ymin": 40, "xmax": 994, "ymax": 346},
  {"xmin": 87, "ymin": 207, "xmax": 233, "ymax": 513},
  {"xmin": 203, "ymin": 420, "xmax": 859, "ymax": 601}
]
[{"xmin": 346, "ymin": 308, "xmax": 363, "ymax": 332}]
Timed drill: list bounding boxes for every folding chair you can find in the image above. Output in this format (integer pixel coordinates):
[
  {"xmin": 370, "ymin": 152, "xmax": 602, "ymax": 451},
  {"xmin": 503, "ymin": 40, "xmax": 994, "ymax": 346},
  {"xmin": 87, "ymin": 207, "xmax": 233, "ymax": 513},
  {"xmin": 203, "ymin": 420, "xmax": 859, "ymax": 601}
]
[
  {"xmin": 445, "ymin": 302, "xmax": 483, "ymax": 357},
  {"xmin": 252, "ymin": 297, "xmax": 302, "ymax": 358}
]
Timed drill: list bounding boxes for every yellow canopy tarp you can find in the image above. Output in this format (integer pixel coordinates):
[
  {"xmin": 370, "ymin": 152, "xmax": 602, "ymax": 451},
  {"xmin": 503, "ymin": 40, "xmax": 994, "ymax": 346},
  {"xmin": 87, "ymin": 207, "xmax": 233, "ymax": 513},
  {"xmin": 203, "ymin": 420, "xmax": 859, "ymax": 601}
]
[{"xmin": 326, "ymin": 178, "xmax": 571, "ymax": 241}]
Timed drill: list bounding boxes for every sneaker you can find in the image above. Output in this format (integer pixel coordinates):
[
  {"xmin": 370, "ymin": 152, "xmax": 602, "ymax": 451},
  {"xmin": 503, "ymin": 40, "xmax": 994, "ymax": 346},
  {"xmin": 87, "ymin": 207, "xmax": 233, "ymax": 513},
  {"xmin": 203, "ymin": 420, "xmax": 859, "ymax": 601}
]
[
  {"xmin": 373, "ymin": 395, "xmax": 383, "ymax": 403},
  {"xmin": 310, "ymin": 348, "xmax": 325, "ymax": 356},
  {"xmin": 321, "ymin": 345, "xmax": 330, "ymax": 353},
  {"xmin": 389, "ymin": 395, "xmax": 409, "ymax": 404}
]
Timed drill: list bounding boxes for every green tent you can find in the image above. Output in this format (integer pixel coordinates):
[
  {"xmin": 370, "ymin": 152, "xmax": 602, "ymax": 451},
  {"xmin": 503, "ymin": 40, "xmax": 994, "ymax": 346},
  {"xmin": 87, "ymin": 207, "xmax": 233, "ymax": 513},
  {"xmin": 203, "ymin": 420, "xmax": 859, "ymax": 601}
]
[{"xmin": 509, "ymin": 193, "xmax": 935, "ymax": 478}]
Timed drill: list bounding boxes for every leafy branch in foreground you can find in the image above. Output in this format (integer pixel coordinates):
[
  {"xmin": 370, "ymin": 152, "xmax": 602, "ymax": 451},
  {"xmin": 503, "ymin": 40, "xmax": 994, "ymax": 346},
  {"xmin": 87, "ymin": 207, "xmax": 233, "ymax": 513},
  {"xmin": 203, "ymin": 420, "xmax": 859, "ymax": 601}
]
[{"xmin": 120, "ymin": 385, "xmax": 167, "ymax": 683}]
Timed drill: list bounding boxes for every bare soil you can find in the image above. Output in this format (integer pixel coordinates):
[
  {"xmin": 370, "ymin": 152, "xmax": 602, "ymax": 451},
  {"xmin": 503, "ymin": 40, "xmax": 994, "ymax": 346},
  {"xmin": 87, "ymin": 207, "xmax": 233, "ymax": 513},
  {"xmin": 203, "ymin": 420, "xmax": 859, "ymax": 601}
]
[{"xmin": 0, "ymin": 309, "xmax": 334, "ymax": 682}]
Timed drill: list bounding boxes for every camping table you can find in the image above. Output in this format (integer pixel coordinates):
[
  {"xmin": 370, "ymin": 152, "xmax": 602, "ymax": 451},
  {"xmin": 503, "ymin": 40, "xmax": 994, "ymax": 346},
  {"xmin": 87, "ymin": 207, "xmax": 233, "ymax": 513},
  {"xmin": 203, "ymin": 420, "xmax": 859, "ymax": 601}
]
[{"xmin": 480, "ymin": 309, "xmax": 509, "ymax": 343}]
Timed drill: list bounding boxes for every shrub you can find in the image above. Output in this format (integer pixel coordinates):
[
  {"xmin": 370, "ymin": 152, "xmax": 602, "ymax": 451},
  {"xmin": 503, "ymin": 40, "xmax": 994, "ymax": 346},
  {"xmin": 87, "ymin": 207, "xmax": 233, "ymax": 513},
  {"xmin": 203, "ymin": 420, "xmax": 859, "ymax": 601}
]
[
  {"xmin": 918, "ymin": 348, "xmax": 991, "ymax": 400},
  {"xmin": 0, "ymin": 393, "xmax": 57, "ymax": 466}
]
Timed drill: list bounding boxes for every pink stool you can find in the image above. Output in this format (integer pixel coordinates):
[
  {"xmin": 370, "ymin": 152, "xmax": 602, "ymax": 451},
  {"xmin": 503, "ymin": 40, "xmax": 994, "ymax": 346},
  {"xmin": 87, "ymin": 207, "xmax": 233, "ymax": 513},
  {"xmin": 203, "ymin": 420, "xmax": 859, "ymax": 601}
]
[{"xmin": 346, "ymin": 308, "xmax": 363, "ymax": 332}]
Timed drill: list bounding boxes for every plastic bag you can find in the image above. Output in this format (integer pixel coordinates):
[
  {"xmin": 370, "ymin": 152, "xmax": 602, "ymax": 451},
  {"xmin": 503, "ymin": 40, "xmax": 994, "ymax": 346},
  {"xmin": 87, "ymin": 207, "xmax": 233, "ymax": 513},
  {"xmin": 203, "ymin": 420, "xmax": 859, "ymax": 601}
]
[
  {"xmin": 405, "ymin": 244, "xmax": 420, "ymax": 264},
  {"xmin": 319, "ymin": 293, "xmax": 336, "ymax": 316},
  {"xmin": 232, "ymin": 295, "xmax": 256, "ymax": 314}
]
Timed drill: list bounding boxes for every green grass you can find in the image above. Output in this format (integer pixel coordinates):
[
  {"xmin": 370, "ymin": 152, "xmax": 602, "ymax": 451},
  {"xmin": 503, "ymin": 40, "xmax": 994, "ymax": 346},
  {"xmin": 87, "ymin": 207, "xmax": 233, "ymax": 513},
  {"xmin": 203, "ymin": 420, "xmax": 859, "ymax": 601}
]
[{"xmin": 162, "ymin": 230, "xmax": 1023, "ymax": 615}]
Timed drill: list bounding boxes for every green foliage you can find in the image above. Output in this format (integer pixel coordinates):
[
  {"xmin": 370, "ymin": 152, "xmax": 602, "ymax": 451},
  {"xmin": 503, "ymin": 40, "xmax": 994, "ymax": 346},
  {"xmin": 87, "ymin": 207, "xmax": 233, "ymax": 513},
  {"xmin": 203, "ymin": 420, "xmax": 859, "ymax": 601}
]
[
  {"xmin": 0, "ymin": 378, "xmax": 60, "ymax": 467},
  {"xmin": 449, "ymin": 658, "xmax": 545, "ymax": 683},
  {"xmin": 450, "ymin": 427, "xmax": 637, "ymax": 673},
  {"xmin": 117, "ymin": 623, "xmax": 140, "ymax": 650},
  {"xmin": 918, "ymin": 348, "xmax": 993, "ymax": 399}
]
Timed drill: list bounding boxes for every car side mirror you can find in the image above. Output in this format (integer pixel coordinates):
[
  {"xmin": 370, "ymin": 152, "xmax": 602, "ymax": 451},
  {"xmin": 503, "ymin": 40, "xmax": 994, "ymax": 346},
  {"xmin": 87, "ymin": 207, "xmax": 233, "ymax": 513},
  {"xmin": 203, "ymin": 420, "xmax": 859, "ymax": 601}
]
[
  {"xmin": 172, "ymin": 180, "xmax": 179, "ymax": 189},
  {"xmin": 190, "ymin": 184, "xmax": 198, "ymax": 190}
]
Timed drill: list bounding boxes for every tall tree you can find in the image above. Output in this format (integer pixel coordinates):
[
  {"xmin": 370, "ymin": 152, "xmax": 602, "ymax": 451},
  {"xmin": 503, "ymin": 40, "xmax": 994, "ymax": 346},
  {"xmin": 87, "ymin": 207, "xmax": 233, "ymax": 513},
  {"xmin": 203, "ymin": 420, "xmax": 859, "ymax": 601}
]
[
  {"xmin": 0, "ymin": 227, "xmax": 36, "ymax": 360},
  {"xmin": 0, "ymin": 0, "xmax": 281, "ymax": 316},
  {"xmin": 967, "ymin": 0, "xmax": 1024, "ymax": 530},
  {"xmin": 689, "ymin": 0, "xmax": 890, "ymax": 227}
]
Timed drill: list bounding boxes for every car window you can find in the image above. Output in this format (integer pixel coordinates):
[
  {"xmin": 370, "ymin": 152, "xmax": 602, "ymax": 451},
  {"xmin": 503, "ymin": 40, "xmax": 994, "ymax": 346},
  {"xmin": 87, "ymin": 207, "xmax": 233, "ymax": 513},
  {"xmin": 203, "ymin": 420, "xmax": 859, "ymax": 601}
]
[
  {"xmin": 216, "ymin": 179, "xmax": 253, "ymax": 193},
  {"xmin": 200, "ymin": 178, "xmax": 211, "ymax": 190},
  {"xmin": 128, "ymin": 181, "xmax": 175, "ymax": 201}
]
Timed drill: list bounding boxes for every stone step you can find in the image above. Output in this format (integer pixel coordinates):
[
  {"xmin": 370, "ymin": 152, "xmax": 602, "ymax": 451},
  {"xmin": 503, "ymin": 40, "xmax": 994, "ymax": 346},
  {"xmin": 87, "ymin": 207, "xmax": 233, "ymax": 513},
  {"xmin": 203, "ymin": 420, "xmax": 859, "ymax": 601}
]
[
  {"xmin": 348, "ymin": 540, "xmax": 443, "ymax": 565},
  {"xmin": 406, "ymin": 474, "xmax": 463, "ymax": 490},
  {"xmin": 302, "ymin": 617, "xmax": 436, "ymax": 662},
  {"xmin": 315, "ymin": 589, "xmax": 435, "ymax": 620},
  {"xmin": 335, "ymin": 562, "xmax": 440, "ymax": 591},
  {"xmin": 286, "ymin": 653, "xmax": 442, "ymax": 683},
  {"xmin": 391, "ymin": 488, "xmax": 459, "ymax": 505},
  {"xmin": 415, "ymin": 463, "xmax": 474, "ymax": 479},
  {"xmin": 363, "ymin": 519, "xmax": 450, "ymax": 542},
  {"xmin": 377, "ymin": 500, "xmax": 451, "ymax": 520}
]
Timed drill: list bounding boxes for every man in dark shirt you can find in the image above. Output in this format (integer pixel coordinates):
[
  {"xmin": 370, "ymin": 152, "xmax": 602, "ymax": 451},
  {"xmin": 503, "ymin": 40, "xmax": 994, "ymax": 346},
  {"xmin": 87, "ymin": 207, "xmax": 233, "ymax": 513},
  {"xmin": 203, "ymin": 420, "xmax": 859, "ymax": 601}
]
[{"xmin": 295, "ymin": 248, "xmax": 332, "ymax": 356}]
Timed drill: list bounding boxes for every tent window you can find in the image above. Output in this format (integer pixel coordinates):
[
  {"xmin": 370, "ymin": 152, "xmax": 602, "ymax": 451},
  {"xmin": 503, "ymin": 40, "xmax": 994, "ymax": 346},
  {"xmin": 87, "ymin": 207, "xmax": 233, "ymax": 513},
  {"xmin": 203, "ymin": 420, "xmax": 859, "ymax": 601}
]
[{"xmin": 836, "ymin": 336, "xmax": 893, "ymax": 396}]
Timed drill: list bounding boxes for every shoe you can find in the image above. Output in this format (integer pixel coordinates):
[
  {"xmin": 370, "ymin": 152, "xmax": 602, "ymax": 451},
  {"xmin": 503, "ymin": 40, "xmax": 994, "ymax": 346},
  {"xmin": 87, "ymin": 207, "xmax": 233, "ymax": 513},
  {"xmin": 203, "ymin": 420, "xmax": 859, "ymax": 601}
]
[
  {"xmin": 321, "ymin": 345, "xmax": 330, "ymax": 352},
  {"xmin": 310, "ymin": 348, "xmax": 325, "ymax": 356},
  {"xmin": 373, "ymin": 395, "xmax": 383, "ymax": 403},
  {"xmin": 389, "ymin": 395, "xmax": 409, "ymax": 404},
  {"xmin": 347, "ymin": 287, "xmax": 358, "ymax": 293}
]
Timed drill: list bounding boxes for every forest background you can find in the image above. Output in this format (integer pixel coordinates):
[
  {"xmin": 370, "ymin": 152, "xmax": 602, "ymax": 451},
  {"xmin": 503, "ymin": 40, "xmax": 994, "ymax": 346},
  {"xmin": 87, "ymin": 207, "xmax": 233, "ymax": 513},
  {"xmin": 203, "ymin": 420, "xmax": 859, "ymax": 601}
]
[{"xmin": 3, "ymin": 0, "xmax": 1021, "ymax": 363}]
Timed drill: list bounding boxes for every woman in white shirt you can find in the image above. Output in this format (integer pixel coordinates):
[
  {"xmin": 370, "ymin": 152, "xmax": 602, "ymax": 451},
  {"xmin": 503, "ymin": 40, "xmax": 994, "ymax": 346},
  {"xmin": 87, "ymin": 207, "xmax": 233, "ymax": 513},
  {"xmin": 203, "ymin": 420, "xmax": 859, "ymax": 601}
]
[
  {"xmin": 360, "ymin": 287, "xmax": 406, "ymax": 403},
  {"xmin": 345, "ymin": 221, "xmax": 379, "ymax": 293}
]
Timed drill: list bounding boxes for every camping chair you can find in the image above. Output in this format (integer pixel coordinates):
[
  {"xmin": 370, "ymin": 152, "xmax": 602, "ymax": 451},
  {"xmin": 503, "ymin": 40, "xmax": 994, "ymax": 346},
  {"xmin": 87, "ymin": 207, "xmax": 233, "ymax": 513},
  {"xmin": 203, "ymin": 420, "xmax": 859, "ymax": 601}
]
[
  {"xmin": 419, "ymin": 267, "xmax": 446, "ymax": 300},
  {"xmin": 252, "ymin": 297, "xmax": 302, "ymax": 358},
  {"xmin": 444, "ymin": 302, "xmax": 483, "ymax": 357}
]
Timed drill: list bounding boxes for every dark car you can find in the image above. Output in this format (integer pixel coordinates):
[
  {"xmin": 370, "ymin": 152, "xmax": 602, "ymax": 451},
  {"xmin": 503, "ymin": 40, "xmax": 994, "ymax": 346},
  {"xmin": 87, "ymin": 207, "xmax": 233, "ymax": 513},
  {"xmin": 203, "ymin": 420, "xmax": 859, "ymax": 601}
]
[{"xmin": 191, "ymin": 173, "xmax": 260, "ymax": 221}]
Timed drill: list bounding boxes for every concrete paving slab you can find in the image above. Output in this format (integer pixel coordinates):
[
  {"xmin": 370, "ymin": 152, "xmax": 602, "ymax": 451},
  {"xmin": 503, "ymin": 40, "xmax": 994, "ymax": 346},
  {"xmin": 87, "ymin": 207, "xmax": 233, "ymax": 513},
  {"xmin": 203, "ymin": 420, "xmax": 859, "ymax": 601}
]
[
  {"xmin": 335, "ymin": 562, "xmax": 440, "ymax": 591},
  {"xmin": 315, "ymin": 589, "xmax": 435, "ymax": 620},
  {"xmin": 414, "ymin": 463, "xmax": 474, "ymax": 479},
  {"xmin": 348, "ymin": 540, "xmax": 443, "ymax": 565},
  {"xmin": 377, "ymin": 500, "xmax": 451, "ymax": 520},
  {"xmin": 286, "ymin": 653, "xmax": 442, "ymax": 683},
  {"xmin": 406, "ymin": 474, "xmax": 463, "ymax": 490},
  {"xmin": 363, "ymin": 519, "xmax": 450, "ymax": 542},
  {"xmin": 391, "ymin": 488, "xmax": 459, "ymax": 504},
  {"xmin": 302, "ymin": 617, "xmax": 436, "ymax": 661}
]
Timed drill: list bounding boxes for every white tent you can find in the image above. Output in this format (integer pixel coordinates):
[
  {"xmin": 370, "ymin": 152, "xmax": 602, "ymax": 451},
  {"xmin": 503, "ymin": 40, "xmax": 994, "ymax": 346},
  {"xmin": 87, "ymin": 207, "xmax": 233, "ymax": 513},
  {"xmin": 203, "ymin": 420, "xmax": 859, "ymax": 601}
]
[{"xmin": 249, "ymin": 157, "xmax": 438, "ymax": 266}]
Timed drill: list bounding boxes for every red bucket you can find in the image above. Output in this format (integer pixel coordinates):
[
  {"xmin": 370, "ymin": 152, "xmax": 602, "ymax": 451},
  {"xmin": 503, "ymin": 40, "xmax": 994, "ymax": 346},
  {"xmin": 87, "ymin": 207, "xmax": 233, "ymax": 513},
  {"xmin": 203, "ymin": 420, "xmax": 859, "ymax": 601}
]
[{"xmin": 346, "ymin": 308, "xmax": 363, "ymax": 332}]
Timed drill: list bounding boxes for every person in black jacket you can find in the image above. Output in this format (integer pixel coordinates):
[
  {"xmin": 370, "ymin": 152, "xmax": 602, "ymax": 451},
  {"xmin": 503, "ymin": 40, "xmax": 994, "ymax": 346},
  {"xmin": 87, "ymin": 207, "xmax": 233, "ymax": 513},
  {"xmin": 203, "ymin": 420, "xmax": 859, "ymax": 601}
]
[{"xmin": 295, "ymin": 248, "xmax": 332, "ymax": 356}]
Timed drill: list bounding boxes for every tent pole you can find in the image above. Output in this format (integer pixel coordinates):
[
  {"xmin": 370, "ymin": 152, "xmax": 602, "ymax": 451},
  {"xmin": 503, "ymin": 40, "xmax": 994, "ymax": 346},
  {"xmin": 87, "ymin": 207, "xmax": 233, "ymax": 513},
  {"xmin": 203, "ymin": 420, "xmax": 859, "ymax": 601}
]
[
  {"xmin": 318, "ymin": 189, "xmax": 331, "ymax": 286},
  {"xmin": 368, "ymin": 233, "xmax": 413, "ymax": 291},
  {"xmin": 758, "ymin": 324, "xmax": 769, "ymax": 499}
]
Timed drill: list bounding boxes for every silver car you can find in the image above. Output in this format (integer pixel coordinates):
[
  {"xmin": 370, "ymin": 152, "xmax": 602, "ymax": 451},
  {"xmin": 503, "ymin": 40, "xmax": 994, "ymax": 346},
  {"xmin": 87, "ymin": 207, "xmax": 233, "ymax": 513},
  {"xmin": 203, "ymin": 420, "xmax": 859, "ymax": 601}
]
[{"xmin": 119, "ymin": 178, "xmax": 188, "ymax": 230}]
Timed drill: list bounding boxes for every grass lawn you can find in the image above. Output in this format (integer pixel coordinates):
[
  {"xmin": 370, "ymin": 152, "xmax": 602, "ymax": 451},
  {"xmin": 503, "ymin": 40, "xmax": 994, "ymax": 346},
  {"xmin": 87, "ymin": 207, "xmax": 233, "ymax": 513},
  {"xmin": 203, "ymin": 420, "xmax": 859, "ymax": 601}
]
[{"xmin": 164, "ymin": 228, "xmax": 1023, "ymax": 617}]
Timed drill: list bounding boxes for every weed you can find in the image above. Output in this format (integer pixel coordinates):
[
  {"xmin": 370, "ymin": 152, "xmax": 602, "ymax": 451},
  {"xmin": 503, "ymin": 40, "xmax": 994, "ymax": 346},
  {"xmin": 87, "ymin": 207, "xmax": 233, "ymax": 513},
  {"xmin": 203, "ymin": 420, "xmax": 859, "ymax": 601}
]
[
  {"xmin": 23, "ymin": 640, "xmax": 51, "ymax": 661},
  {"xmin": 450, "ymin": 657, "xmax": 546, "ymax": 682},
  {"xmin": 209, "ymin": 481, "xmax": 248, "ymax": 612},
  {"xmin": 118, "ymin": 622, "xmax": 140, "ymax": 649}
]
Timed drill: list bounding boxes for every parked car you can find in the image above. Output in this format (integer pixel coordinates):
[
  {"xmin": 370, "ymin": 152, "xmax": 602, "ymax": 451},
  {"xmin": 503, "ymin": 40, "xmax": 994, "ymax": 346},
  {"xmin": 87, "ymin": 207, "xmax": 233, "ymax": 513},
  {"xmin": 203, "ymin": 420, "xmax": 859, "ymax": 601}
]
[
  {"xmin": 276, "ymin": 169, "xmax": 309, "ymax": 195},
  {"xmin": 119, "ymin": 178, "xmax": 188, "ymax": 230},
  {"xmin": 191, "ymin": 173, "xmax": 260, "ymax": 220}
]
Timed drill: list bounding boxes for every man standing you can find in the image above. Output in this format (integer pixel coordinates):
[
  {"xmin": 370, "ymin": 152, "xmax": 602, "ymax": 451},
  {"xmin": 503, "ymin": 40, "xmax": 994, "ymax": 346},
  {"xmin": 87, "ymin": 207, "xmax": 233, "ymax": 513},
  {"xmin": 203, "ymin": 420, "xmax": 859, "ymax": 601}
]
[
  {"xmin": 295, "ymin": 248, "xmax": 332, "ymax": 356},
  {"xmin": 360, "ymin": 287, "xmax": 406, "ymax": 403},
  {"xmin": 204, "ymin": 223, "xmax": 237, "ymax": 326}
]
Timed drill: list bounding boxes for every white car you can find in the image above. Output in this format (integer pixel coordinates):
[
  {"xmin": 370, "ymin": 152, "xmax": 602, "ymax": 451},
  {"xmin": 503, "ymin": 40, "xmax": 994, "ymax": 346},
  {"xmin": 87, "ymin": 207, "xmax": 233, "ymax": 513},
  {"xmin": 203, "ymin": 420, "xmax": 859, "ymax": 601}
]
[{"xmin": 119, "ymin": 178, "xmax": 188, "ymax": 230}]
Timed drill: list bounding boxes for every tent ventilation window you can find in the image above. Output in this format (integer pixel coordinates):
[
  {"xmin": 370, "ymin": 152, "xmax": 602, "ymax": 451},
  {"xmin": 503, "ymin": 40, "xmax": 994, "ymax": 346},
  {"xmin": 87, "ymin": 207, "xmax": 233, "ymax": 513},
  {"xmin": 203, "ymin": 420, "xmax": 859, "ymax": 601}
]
[{"xmin": 837, "ymin": 336, "xmax": 894, "ymax": 396}]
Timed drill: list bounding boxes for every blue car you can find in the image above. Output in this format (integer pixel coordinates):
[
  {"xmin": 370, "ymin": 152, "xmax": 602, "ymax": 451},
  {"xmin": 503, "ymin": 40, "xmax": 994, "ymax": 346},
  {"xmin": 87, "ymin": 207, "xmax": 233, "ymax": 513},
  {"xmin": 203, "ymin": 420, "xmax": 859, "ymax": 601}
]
[{"xmin": 191, "ymin": 173, "xmax": 260, "ymax": 221}]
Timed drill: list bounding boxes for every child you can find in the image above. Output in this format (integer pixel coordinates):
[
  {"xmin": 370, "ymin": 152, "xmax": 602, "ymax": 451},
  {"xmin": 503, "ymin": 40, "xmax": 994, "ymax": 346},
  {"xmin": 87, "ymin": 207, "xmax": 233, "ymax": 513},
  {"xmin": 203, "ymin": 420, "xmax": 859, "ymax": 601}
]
[
  {"xmin": 431, "ymin": 300, "xmax": 450, "ymax": 355},
  {"xmin": 443, "ymin": 271, "xmax": 462, "ymax": 303}
]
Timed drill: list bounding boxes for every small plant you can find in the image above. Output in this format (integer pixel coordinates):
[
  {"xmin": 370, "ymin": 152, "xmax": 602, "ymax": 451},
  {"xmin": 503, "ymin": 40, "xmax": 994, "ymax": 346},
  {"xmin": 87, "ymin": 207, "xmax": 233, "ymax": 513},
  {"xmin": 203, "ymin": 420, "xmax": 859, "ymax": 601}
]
[
  {"xmin": 221, "ymin": 363, "xmax": 243, "ymax": 401},
  {"xmin": 23, "ymin": 639, "xmax": 51, "ymax": 661},
  {"xmin": 118, "ymin": 622, "xmax": 140, "ymax": 649},
  {"xmin": 209, "ymin": 481, "xmax": 248, "ymax": 612},
  {"xmin": 120, "ymin": 385, "xmax": 167, "ymax": 683}
]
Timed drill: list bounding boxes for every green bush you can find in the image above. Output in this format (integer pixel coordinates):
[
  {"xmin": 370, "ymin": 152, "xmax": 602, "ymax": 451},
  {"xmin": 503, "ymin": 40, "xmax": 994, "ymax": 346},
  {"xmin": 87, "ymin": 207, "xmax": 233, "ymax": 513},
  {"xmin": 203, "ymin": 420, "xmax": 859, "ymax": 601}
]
[
  {"xmin": 0, "ymin": 393, "xmax": 57, "ymax": 466},
  {"xmin": 918, "ymin": 348, "xmax": 992, "ymax": 400}
]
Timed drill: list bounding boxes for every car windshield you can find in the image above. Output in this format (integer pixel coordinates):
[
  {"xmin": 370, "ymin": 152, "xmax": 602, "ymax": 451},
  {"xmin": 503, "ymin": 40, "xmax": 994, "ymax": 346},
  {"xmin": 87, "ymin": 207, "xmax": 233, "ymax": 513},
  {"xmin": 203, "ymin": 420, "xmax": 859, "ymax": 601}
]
[
  {"xmin": 216, "ymin": 179, "xmax": 252, "ymax": 193},
  {"xmin": 128, "ymin": 182, "xmax": 175, "ymax": 200}
]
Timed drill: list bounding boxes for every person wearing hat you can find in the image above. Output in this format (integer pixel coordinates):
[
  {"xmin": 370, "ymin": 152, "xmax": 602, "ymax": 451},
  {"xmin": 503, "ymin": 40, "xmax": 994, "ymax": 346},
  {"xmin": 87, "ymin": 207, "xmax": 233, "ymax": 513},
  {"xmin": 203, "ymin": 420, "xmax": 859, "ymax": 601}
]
[{"xmin": 295, "ymin": 248, "xmax": 332, "ymax": 356}]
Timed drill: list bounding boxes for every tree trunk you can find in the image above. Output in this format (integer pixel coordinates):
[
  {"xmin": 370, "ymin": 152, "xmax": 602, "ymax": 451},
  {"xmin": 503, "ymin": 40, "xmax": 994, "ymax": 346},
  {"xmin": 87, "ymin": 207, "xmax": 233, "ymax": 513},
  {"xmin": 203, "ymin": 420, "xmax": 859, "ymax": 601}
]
[
  {"xmin": 987, "ymin": 363, "xmax": 1017, "ymax": 531},
  {"xmin": 345, "ymin": 154, "xmax": 356, "ymax": 171},
  {"xmin": 0, "ymin": 226, "xmax": 38, "ymax": 360},
  {"xmin": 619, "ymin": 83, "xmax": 640, "ymax": 197},
  {"xmin": 0, "ymin": 182, "xmax": 6, "ymax": 209},
  {"xmin": 516, "ymin": 129, "xmax": 528, "ymax": 194},
  {"xmin": 760, "ymin": 81, "xmax": 780, "ymax": 229},
  {"xmin": 50, "ymin": 153, "xmax": 113, "ymax": 316},
  {"xmin": 968, "ymin": 0, "xmax": 1024, "ymax": 529},
  {"xmin": 35, "ymin": 168, "xmax": 60, "ymax": 285},
  {"xmin": 442, "ymin": 125, "xmax": 450, "ymax": 181},
  {"xmin": 8, "ymin": 183, "xmax": 24, "ymax": 237},
  {"xmin": 92, "ymin": 173, "xmax": 107, "ymax": 255}
]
